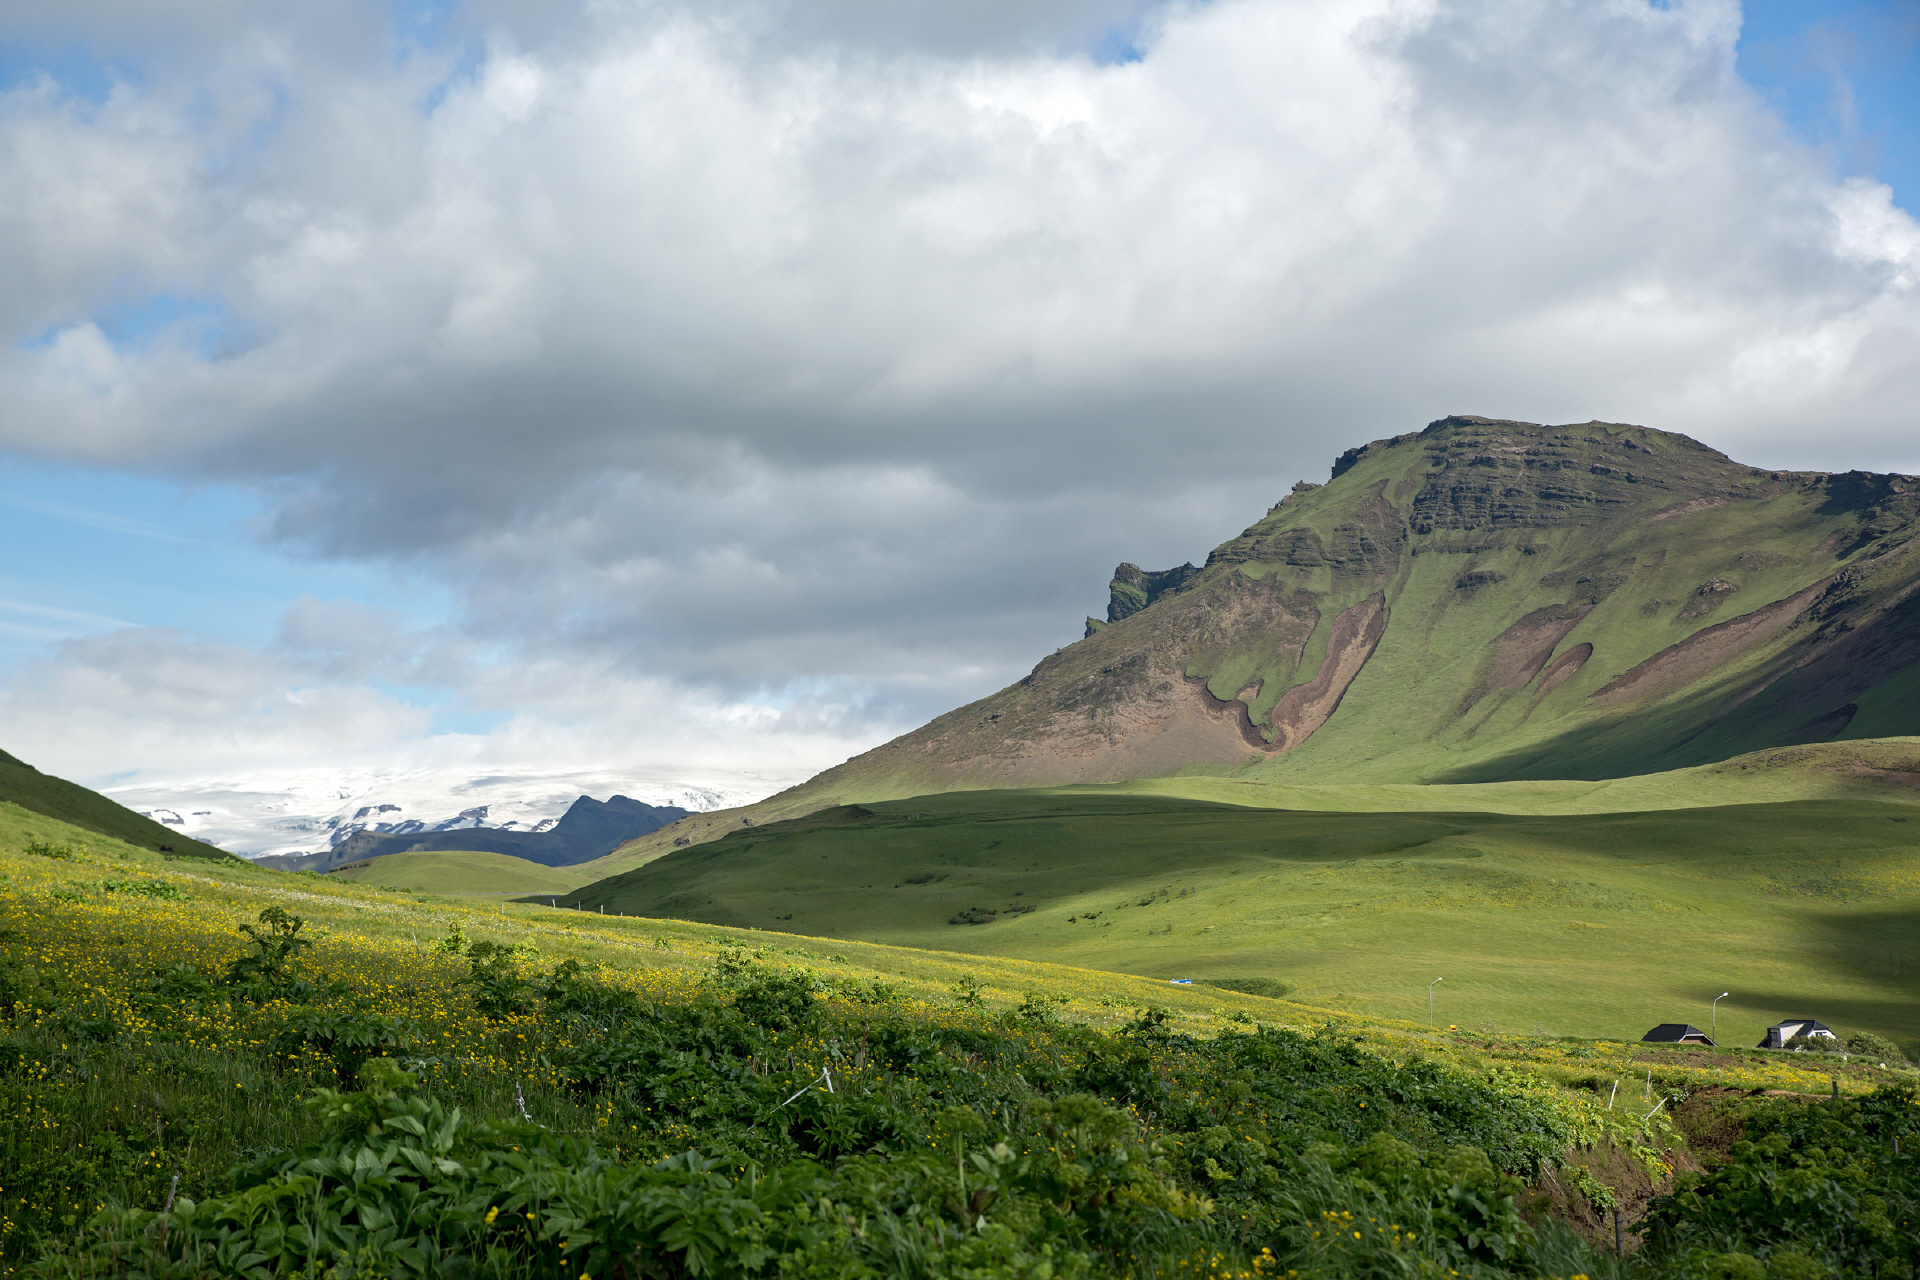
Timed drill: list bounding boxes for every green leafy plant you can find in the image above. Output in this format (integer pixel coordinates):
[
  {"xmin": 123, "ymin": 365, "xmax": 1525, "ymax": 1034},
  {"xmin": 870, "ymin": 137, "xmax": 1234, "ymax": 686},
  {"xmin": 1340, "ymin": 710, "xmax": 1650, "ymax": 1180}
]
[
  {"xmin": 223, "ymin": 906, "xmax": 314, "ymax": 991},
  {"xmin": 1643, "ymin": 1085, "xmax": 1919, "ymax": 1276},
  {"xmin": 272, "ymin": 1003, "xmax": 421, "ymax": 1082},
  {"xmin": 463, "ymin": 939, "xmax": 534, "ymax": 1019}
]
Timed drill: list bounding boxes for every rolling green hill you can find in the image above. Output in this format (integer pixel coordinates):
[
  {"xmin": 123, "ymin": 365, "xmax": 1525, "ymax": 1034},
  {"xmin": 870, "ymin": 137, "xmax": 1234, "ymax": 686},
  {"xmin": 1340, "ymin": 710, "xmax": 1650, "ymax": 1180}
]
[
  {"xmin": 325, "ymin": 849, "xmax": 596, "ymax": 895},
  {"xmin": 559, "ymin": 756, "xmax": 1920, "ymax": 1052},
  {"xmin": 0, "ymin": 747, "xmax": 232, "ymax": 861}
]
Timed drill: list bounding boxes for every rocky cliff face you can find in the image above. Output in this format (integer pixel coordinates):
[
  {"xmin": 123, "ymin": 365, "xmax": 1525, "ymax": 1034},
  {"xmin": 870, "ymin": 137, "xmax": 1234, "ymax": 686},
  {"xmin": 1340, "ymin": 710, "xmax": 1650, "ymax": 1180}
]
[{"xmin": 792, "ymin": 416, "xmax": 1920, "ymax": 800}]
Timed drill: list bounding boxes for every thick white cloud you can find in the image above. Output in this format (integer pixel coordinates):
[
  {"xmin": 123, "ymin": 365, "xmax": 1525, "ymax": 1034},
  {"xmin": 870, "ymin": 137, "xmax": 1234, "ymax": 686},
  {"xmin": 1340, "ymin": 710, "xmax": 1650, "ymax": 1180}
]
[{"xmin": 2, "ymin": 0, "xmax": 1918, "ymax": 816}]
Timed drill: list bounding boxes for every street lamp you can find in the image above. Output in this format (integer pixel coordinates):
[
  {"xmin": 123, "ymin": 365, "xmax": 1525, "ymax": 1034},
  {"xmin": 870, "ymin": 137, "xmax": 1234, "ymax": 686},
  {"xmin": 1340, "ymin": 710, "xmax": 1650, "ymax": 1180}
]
[
  {"xmin": 1712, "ymin": 991, "xmax": 1730, "ymax": 1042},
  {"xmin": 1429, "ymin": 977, "xmax": 1444, "ymax": 1028}
]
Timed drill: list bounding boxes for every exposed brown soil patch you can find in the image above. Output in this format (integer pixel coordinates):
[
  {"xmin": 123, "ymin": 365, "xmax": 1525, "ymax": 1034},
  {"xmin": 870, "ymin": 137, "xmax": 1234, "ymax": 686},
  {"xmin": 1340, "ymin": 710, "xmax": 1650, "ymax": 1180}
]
[
  {"xmin": 1737, "ymin": 579, "xmax": 1920, "ymax": 723},
  {"xmin": 946, "ymin": 673, "xmax": 1268, "ymax": 789},
  {"xmin": 1647, "ymin": 496, "xmax": 1728, "ymax": 523},
  {"xmin": 1535, "ymin": 642, "xmax": 1592, "ymax": 695},
  {"xmin": 1668, "ymin": 1087, "xmax": 1755, "ymax": 1169},
  {"xmin": 1270, "ymin": 595, "xmax": 1389, "ymax": 750},
  {"xmin": 1591, "ymin": 576, "xmax": 1835, "ymax": 705},
  {"xmin": 1487, "ymin": 605, "xmax": 1592, "ymax": 691},
  {"xmin": 1525, "ymin": 1137, "xmax": 1682, "ymax": 1250}
]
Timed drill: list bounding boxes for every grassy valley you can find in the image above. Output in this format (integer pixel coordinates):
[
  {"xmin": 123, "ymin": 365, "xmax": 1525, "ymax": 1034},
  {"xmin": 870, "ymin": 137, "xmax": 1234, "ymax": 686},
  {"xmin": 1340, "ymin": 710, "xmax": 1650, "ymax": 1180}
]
[{"xmin": 560, "ymin": 742, "xmax": 1920, "ymax": 1052}]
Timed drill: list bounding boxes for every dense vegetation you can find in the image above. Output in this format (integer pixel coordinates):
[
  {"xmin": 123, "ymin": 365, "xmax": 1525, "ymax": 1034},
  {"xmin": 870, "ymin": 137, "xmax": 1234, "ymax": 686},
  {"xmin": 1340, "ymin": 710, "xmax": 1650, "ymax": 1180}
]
[
  {"xmin": 3, "ymin": 885, "xmax": 1915, "ymax": 1278},
  {"xmin": 1645, "ymin": 1088, "xmax": 1919, "ymax": 1277},
  {"xmin": 2, "ymin": 891, "xmax": 1584, "ymax": 1278},
  {"xmin": 5, "ymin": 810, "xmax": 1917, "ymax": 1278}
]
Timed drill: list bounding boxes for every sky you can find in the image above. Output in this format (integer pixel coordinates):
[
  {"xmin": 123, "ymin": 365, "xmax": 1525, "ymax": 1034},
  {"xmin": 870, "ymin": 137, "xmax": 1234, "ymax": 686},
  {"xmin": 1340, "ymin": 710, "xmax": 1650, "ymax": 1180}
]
[{"xmin": 0, "ymin": 0, "xmax": 1917, "ymax": 834}]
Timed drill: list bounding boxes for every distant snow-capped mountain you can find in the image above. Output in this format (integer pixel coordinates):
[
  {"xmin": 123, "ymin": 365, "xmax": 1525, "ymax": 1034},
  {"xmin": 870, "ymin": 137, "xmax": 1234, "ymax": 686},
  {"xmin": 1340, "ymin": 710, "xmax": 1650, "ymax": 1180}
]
[{"xmin": 105, "ymin": 767, "xmax": 776, "ymax": 857}]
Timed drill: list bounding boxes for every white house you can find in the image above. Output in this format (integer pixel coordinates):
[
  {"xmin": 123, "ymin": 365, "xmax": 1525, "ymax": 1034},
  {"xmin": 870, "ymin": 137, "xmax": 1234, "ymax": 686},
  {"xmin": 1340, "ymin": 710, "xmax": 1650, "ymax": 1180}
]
[{"xmin": 1758, "ymin": 1019, "xmax": 1836, "ymax": 1049}]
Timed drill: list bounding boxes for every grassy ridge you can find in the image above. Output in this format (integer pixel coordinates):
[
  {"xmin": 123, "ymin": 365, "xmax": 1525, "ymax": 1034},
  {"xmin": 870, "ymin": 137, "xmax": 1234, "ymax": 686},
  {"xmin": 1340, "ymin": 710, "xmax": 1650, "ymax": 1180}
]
[
  {"xmin": 0, "ymin": 752, "xmax": 231, "ymax": 862},
  {"xmin": 564, "ymin": 786, "xmax": 1920, "ymax": 1051},
  {"xmin": 1100, "ymin": 738, "xmax": 1920, "ymax": 816}
]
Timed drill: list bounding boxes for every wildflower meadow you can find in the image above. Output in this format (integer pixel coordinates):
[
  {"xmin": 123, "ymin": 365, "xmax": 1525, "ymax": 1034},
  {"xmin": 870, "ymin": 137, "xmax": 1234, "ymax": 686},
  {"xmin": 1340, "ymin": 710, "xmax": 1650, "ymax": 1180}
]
[{"xmin": 1, "ymin": 814, "xmax": 1916, "ymax": 1278}]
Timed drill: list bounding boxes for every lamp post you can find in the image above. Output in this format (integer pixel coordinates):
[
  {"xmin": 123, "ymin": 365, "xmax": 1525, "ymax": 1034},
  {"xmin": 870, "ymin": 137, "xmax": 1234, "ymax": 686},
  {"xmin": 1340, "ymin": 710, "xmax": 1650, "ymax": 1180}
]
[
  {"xmin": 1429, "ymin": 977, "xmax": 1444, "ymax": 1028},
  {"xmin": 1712, "ymin": 991, "xmax": 1730, "ymax": 1042}
]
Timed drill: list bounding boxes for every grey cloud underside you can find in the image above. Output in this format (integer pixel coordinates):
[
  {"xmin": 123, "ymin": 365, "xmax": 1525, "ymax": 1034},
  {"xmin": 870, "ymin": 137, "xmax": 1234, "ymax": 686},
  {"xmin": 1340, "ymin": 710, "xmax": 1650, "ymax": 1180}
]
[{"xmin": 1, "ymin": 0, "xmax": 1918, "ymax": 760}]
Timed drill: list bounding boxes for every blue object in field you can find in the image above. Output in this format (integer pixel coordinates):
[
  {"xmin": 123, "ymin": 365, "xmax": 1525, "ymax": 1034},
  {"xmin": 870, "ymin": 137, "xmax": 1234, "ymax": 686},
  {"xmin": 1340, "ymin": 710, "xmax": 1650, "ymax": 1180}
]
[{"xmin": 1169, "ymin": 979, "xmax": 1192, "ymax": 985}]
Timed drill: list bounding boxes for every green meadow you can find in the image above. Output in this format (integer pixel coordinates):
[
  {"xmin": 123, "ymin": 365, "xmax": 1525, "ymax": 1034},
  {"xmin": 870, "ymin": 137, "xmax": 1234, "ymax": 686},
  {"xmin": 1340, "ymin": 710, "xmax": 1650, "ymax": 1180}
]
[
  {"xmin": 565, "ymin": 759, "xmax": 1920, "ymax": 1054},
  {"xmin": 325, "ymin": 849, "xmax": 595, "ymax": 896},
  {"xmin": 10, "ymin": 790, "xmax": 1920, "ymax": 1278}
]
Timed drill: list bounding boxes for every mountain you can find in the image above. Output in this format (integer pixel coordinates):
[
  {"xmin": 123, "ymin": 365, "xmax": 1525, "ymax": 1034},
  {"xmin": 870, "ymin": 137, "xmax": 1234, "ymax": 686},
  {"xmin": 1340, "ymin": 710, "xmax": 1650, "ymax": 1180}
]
[
  {"xmin": 106, "ymin": 767, "xmax": 753, "ymax": 858},
  {"xmin": 254, "ymin": 794, "xmax": 690, "ymax": 873},
  {"xmin": 802, "ymin": 415, "xmax": 1920, "ymax": 789},
  {"xmin": 580, "ymin": 414, "xmax": 1920, "ymax": 870},
  {"xmin": 0, "ymin": 747, "xmax": 234, "ymax": 861}
]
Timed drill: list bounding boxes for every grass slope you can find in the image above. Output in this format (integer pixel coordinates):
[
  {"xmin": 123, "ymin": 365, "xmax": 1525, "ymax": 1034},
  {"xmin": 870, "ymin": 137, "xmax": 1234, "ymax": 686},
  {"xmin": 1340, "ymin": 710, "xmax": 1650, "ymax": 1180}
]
[
  {"xmin": 0, "ymin": 748, "xmax": 232, "ymax": 861},
  {"xmin": 325, "ymin": 849, "xmax": 595, "ymax": 895},
  {"xmin": 563, "ymin": 783, "xmax": 1920, "ymax": 1052},
  {"xmin": 1096, "ymin": 737, "xmax": 1920, "ymax": 815}
]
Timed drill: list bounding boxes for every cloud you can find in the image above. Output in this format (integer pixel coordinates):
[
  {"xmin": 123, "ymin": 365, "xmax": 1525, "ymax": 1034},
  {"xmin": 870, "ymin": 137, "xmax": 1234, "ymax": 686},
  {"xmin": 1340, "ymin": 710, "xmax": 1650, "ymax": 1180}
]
[
  {"xmin": 1, "ymin": 0, "xmax": 1918, "ymax": 796},
  {"xmin": 0, "ymin": 613, "xmax": 888, "ymax": 797}
]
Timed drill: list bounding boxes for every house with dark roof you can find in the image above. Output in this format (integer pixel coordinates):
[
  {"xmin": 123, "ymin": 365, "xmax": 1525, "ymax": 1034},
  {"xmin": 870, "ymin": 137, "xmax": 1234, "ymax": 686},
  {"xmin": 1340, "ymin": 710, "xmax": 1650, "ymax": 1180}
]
[
  {"xmin": 1642, "ymin": 1023, "xmax": 1714, "ymax": 1046},
  {"xmin": 1758, "ymin": 1019, "xmax": 1836, "ymax": 1049}
]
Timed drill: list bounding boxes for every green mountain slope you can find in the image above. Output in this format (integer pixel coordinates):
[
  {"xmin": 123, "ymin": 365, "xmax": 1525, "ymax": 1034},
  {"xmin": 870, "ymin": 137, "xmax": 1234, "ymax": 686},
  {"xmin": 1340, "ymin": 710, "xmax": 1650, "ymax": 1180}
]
[
  {"xmin": 821, "ymin": 415, "xmax": 1920, "ymax": 798},
  {"xmin": 556, "ymin": 771, "xmax": 1920, "ymax": 1049},
  {"xmin": 596, "ymin": 416, "xmax": 1920, "ymax": 868},
  {"xmin": 0, "ymin": 747, "xmax": 233, "ymax": 861}
]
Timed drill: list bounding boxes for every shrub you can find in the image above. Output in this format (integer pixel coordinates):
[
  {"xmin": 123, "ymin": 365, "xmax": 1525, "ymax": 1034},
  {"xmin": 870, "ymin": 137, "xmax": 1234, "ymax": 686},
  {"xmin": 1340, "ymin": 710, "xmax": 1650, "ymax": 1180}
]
[
  {"xmin": 541, "ymin": 958, "xmax": 643, "ymax": 1027},
  {"xmin": 1010, "ymin": 991, "xmax": 1069, "ymax": 1027},
  {"xmin": 1843, "ymin": 1031, "xmax": 1909, "ymax": 1065},
  {"xmin": 463, "ymin": 939, "xmax": 534, "ymax": 1019},
  {"xmin": 23, "ymin": 841, "xmax": 78, "ymax": 861},
  {"xmin": 223, "ymin": 906, "xmax": 314, "ymax": 991},
  {"xmin": 731, "ymin": 969, "xmax": 817, "ymax": 1032},
  {"xmin": 272, "ymin": 1003, "xmax": 420, "ymax": 1082},
  {"xmin": 1643, "ymin": 1085, "xmax": 1919, "ymax": 1276}
]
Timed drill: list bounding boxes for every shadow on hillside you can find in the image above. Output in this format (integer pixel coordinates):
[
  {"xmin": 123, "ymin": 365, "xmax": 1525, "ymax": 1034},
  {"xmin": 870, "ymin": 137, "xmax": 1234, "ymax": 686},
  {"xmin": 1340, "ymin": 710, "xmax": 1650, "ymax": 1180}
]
[
  {"xmin": 1427, "ymin": 601, "xmax": 1920, "ymax": 785},
  {"xmin": 1736, "ymin": 906, "xmax": 1920, "ymax": 1045}
]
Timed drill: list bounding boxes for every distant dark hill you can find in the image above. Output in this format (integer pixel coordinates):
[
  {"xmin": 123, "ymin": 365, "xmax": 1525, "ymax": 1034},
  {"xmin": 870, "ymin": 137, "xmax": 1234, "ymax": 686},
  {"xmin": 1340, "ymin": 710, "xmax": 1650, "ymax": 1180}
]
[
  {"xmin": 256, "ymin": 794, "xmax": 689, "ymax": 873},
  {"xmin": 0, "ymin": 748, "xmax": 234, "ymax": 861}
]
